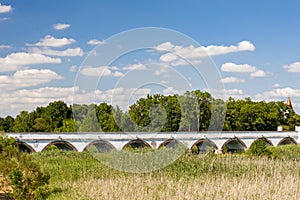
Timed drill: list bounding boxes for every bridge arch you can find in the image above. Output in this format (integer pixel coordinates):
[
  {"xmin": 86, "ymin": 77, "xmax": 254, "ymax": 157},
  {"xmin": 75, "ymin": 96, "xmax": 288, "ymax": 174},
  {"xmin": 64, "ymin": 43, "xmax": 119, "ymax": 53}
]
[
  {"xmin": 42, "ymin": 140, "xmax": 78, "ymax": 152},
  {"xmin": 222, "ymin": 137, "xmax": 247, "ymax": 153},
  {"xmin": 191, "ymin": 138, "xmax": 218, "ymax": 154},
  {"xmin": 84, "ymin": 140, "xmax": 116, "ymax": 153},
  {"xmin": 158, "ymin": 138, "xmax": 185, "ymax": 149},
  {"xmin": 277, "ymin": 136, "xmax": 298, "ymax": 145},
  {"xmin": 17, "ymin": 141, "xmax": 35, "ymax": 153},
  {"xmin": 250, "ymin": 137, "xmax": 273, "ymax": 148},
  {"xmin": 123, "ymin": 138, "xmax": 151, "ymax": 150}
]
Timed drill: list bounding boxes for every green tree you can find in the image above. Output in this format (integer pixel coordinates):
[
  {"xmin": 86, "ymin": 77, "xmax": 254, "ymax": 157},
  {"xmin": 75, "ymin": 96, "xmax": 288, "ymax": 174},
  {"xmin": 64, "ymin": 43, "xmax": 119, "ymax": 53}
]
[
  {"xmin": 79, "ymin": 105, "xmax": 100, "ymax": 132},
  {"xmin": 13, "ymin": 111, "xmax": 34, "ymax": 132}
]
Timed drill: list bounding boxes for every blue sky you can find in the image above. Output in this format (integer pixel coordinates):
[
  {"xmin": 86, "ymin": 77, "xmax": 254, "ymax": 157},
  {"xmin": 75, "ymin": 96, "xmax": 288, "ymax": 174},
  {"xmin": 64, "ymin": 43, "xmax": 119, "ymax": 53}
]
[{"xmin": 1, "ymin": 0, "xmax": 300, "ymax": 116}]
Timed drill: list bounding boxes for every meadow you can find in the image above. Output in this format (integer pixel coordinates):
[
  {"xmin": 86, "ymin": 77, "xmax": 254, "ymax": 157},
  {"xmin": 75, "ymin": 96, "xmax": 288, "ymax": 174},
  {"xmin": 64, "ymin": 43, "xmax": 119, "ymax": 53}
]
[{"xmin": 29, "ymin": 145, "xmax": 300, "ymax": 200}]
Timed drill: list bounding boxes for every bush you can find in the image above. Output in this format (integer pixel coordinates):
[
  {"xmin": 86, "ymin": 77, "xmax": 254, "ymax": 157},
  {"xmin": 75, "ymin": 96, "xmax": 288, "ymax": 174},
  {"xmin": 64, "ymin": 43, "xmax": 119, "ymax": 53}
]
[
  {"xmin": 248, "ymin": 140, "xmax": 274, "ymax": 157},
  {"xmin": 0, "ymin": 136, "xmax": 50, "ymax": 200}
]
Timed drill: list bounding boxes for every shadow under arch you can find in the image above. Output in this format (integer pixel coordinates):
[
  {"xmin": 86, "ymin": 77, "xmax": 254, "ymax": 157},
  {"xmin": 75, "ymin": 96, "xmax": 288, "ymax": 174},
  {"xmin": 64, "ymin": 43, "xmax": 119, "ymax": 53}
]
[
  {"xmin": 42, "ymin": 140, "xmax": 78, "ymax": 152},
  {"xmin": 250, "ymin": 137, "xmax": 274, "ymax": 148},
  {"xmin": 277, "ymin": 136, "xmax": 298, "ymax": 146},
  {"xmin": 17, "ymin": 141, "xmax": 36, "ymax": 153},
  {"xmin": 122, "ymin": 138, "xmax": 152, "ymax": 150},
  {"xmin": 158, "ymin": 138, "xmax": 186, "ymax": 150},
  {"xmin": 84, "ymin": 140, "xmax": 116, "ymax": 153},
  {"xmin": 191, "ymin": 138, "xmax": 218, "ymax": 154},
  {"xmin": 222, "ymin": 137, "xmax": 247, "ymax": 153}
]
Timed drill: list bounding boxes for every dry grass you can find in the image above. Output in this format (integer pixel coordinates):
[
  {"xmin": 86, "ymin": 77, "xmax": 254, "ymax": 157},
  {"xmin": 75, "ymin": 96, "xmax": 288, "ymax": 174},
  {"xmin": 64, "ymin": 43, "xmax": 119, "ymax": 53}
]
[
  {"xmin": 50, "ymin": 172, "xmax": 300, "ymax": 200},
  {"xmin": 38, "ymin": 151, "xmax": 300, "ymax": 200}
]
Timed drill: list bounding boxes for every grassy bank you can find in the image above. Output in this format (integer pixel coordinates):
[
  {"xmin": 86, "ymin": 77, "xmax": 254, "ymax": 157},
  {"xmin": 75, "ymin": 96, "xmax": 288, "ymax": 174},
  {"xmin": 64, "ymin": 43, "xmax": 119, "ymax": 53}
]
[{"xmin": 30, "ymin": 145, "xmax": 300, "ymax": 200}]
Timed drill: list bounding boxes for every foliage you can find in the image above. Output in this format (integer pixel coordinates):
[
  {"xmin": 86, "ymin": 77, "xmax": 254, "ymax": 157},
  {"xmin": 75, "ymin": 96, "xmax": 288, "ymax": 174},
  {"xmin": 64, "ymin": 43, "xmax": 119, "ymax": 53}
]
[
  {"xmin": 248, "ymin": 139, "xmax": 274, "ymax": 157},
  {"xmin": 27, "ymin": 145, "xmax": 300, "ymax": 199},
  {"xmin": 1, "ymin": 91, "xmax": 300, "ymax": 133},
  {"xmin": 0, "ymin": 136, "xmax": 50, "ymax": 199}
]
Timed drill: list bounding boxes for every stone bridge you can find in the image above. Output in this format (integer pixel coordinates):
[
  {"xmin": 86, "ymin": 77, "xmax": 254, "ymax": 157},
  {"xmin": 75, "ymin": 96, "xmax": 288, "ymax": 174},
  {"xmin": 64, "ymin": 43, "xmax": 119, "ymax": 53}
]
[{"xmin": 7, "ymin": 131, "xmax": 300, "ymax": 154}]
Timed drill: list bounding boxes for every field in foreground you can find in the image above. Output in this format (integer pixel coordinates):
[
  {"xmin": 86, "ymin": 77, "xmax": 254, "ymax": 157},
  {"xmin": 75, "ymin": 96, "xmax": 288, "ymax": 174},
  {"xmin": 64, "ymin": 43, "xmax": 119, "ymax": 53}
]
[{"xmin": 31, "ymin": 145, "xmax": 300, "ymax": 200}]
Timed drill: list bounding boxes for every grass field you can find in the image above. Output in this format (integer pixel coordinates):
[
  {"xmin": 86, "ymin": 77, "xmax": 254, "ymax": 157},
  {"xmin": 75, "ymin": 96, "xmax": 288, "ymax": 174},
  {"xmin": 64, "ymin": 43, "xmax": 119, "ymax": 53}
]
[{"xmin": 29, "ymin": 145, "xmax": 300, "ymax": 200}]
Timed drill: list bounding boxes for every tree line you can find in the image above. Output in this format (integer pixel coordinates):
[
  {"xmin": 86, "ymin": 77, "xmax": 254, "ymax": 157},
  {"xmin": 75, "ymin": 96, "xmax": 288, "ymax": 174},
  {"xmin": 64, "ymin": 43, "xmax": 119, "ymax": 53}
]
[{"xmin": 0, "ymin": 90, "xmax": 299, "ymax": 133}]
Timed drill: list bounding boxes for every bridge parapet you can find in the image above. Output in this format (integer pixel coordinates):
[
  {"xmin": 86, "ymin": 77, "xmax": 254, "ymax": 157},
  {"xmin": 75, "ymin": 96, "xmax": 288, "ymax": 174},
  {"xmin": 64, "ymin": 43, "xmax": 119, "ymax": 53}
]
[{"xmin": 6, "ymin": 131, "xmax": 299, "ymax": 153}]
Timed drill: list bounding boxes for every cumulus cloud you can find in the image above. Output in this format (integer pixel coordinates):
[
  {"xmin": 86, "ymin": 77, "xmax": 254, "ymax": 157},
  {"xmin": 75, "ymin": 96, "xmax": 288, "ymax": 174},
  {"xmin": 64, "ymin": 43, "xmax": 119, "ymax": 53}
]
[
  {"xmin": 53, "ymin": 23, "xmax": 71, "ymax": 30},
  {"xmin": 250, "ymin": 70, "xmax": 267, "ymax": 78},
  {"xmin": 220, "ymin": 76, "xmax": 245, "ymax": 83},
  {"xmin": 0, "ymin": 69, "xmax": 63, "ymax": 90},
  {"xmin": 123, "ymin": 63, "xmax": 147, "ymax": 71},
  {"xmin": 0, "ymin": 86, "xmax": 78, "ymax": 117},
  {"xmin": 283, "ymin": 62, "xmax": 300, "ymax": 73},
  {"xmin": 80, "ymin": 66, "xmax": 124, "ymax": 77},
  {"xmin": 221, "ymin": 62, "xmax": 267, "ymax": 78},
  {"xmin": 29, "ymin": 47, "xmax": 83, "ymax": 57},
  {"xmin": 272, "ymin": 83, "xmax": 280, "ymax": 88},
  {"xmin": 69, "ymin": 65, "xmax": 78, "ymax": 73},
  {"xmin": 0, "ymin": 86, "xmax": 152, "ymax": 117},
  {"xmin": 254, "ymin": 87, "xmax": 300, "ymax": 112},
  {"xmin": 221, "ymin": 62, "xmax": 256, "ymax": 73},
  {"xmin": 206, "ymin": 88, "xmax": 244, "ymax": 100},
  {"xmin": 27, "ymin": 35, "xmax": 76, "ymax": 47},
  {"xmin": 0, "ymin": 45, "xmax": 11, "ymax": 49},
  {"xmin": 0, "ymin": 52, "xmax": 61, "ymax": 72},
  {"xmin": 255, "ymin": 87, "xmax": 300, "ymax": 99},
  {"xmin": 156, "ymin": 41, "xmax": 255, "ymax": 66},
  {"xmin": 0, "ymin": 3, "xmax": 12, "ymax": 13},
  {"xmin": 87, "ymin": 39, "xmax": 105, "ymax": 45}
]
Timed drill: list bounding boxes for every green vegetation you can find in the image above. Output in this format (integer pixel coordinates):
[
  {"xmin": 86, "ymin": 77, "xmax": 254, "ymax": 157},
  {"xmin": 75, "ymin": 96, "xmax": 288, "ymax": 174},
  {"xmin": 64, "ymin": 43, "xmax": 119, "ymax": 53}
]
[
  {"xmin": 1, "ymin": 90, "xmax": 299, "ymax": 133},
  {"xmin": 0, "ymin": 136, "xmax": 50, "ymax": 200},
  {"xmin": 1, "ymin": 135, "xmax": 300, "ymax": 199},
  {"xmin": 27, "ymin": 145, "xmax": 300, "ymax": 199}
]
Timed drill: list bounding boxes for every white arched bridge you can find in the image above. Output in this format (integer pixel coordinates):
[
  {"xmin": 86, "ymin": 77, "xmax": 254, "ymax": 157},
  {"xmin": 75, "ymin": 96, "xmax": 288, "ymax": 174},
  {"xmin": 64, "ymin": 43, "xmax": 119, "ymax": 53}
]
[{"xmin": 7, "ymin": 131, "xmax": 300, "ymax": 154}]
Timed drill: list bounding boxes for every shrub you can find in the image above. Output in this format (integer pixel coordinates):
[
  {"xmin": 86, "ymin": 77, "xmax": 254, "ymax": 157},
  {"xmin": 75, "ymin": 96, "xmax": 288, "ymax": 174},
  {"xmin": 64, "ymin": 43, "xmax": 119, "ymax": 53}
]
[
  {"xmin": 0, "ymin": 136, "xmax": 50, "ymax": 200},
  {"xmin": 248, "ymin": 140, "xmax": 274, "ymax": 157}
]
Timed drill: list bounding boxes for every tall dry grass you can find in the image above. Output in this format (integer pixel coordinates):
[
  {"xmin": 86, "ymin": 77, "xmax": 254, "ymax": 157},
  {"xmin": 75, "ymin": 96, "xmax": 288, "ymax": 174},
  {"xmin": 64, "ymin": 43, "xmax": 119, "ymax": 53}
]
[{"xmin": 32, "ymin": 147, "xmax": 300, "ymax": 200}]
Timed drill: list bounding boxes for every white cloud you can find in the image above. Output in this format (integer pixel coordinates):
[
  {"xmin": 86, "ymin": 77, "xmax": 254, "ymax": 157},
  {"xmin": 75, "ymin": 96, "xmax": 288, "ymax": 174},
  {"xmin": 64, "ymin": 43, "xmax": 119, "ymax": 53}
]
[
  {"xmin": 123, "ymin": 63, "xmax": 147, "ymax": 71},
  {"xmin": 53, "ymin": 23, "xmax": 71, "ymax": 30},
  {"xmin": 0, "ymin": 17, "xmax": 9, "ymax": 21},
  {"xmin": 0, "ymin": 86, "xmax": 78, "ymax": 117},
  {"xmin": 155, "ymin": 42, "xmax": 175, "ymax": 51},
  {"xmin": 206, "ymin": 88, "xmax": 244, "ymax": 100},
  {"xmin": 80, "ymin": 66, "xmax": 124, "ymax": 77},
  {"xmin": 160, "ymin": 53, "xmax": 178, "ymax": 62},
  {"xmin": 250, "ymin": 70, "xmax": 267, "ymax": 78},
  {"xmin": 28, "ymin": 35, "xmax": 76, "ymax": 47},
  {"xmin": 0, "ymin": 3, "xmax": 12, "ymax": 13},
  {"xmin": 203, "ymin": 41, "xmax": 255, "ymax": 56},
  {"xmin": 272, "ymin": 83, "xmax": 280, "ymax": 88},
  {"xmin": 0, "ymin": 69, "xmax": 63, "ymax": 90},
  {"xmin": 283, "ymin": 62, "xmax": 300, "ymax": 73},
  {"xmin": 221, "ymin": 62, "xmax": 267, "ymax": 78},
  {"xmin": 0, "ymin": 85, "xmax": 152, "ymax": 117},
  {"xmin": 255, "ymin": 87, "xmax": 300, "ymax": 99},
  {"xmin": 69, "ymin": 65, "xmax": 78, "ymax": 73},
  {"xmin": 221, "ymin": 62, "xmax": 256, "ymax": 73},
  {"xmin": 29, "ymin": 47, "xmax": 83, "ymax": 57},
  {"xmin": 0, "ymin": 45, "xmax": 11, "ymax": 49},
  {"xmin": 220, "ymin": 77, "xmax": 245, "ymax": 83},
  {"xmin": 87, "ymin": 39, "xmax": 105, "ymax": 45},
  {"xmin": 156, "ymin": 41, "xmax": 255, "ymax": 66},
  {"xmin": 254, "ymin": 88, "xmax": 300, "ymax": 112},
  {"xmin": 113, "ymin": 71, "xmax": 125, "ymax": 77},
  {"xmin": 162, "ymin": 87, "xmax": 181, "ymax": 95},
  {"xmin": 0, "ymin": 52, "xmax": 61, "ymax": 72}
]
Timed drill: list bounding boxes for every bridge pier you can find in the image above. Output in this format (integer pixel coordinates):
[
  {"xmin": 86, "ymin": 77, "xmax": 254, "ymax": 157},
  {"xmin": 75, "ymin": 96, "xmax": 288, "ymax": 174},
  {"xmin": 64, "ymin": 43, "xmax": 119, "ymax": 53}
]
[{"xmin": 6, "ymin": 131, "xmax": 300, "ymax": 153}]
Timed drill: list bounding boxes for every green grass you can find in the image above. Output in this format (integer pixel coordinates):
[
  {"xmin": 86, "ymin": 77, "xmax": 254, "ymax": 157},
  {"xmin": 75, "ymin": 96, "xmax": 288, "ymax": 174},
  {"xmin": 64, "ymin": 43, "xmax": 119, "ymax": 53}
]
[{"xmin": 29, "ymin": 145, "xmax": 300, "ymax": 200}]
